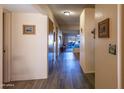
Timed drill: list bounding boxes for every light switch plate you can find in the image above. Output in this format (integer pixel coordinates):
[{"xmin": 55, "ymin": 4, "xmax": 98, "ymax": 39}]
[{"xmin": 109, "ymin": 44, "xmax": 116, "ymax": 55}]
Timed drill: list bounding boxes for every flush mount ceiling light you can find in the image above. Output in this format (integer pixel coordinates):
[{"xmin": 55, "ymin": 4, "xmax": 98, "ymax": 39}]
[{"xmin": 64, "ymin": 11, "xmax": 70, "ymax": 16}]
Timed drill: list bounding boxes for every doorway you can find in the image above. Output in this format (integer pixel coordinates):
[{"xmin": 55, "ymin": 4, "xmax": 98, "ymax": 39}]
[
  {"xmin": 63, "ymin": 33, "xmax": 80, "ymax": 53},
  {"xmin": 2, "ymin": 9, "xmax": 11, "ymax": 84}
]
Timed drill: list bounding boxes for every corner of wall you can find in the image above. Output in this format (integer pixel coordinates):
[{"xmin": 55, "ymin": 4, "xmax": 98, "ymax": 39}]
[{"xmin": 0, "ymin": 8, "xmax": 3, "ymax": 89}]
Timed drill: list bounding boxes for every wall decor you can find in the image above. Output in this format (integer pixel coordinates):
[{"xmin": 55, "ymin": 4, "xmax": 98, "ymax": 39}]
[
  {"xmin": 109, "ymin": 44, "xmax": 116, "ymax": 55},
  {"xmin": 23, "ymin": 25, "xmax": 36, "ymax": 35},
  {"xmin": 98, "ymin": 18, "xmax": 109, "ymax": 38},
  {"xmin": 91, "ymin": 28, "xmax": 95, "ymax": 39}
]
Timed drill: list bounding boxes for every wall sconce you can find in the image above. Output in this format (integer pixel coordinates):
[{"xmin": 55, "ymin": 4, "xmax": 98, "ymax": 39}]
[
  {"xmin": 81, "ymin": 28, "xmax": 83, "ymax": 33},
  {"xmin": 91, "ymin": 28, "xmax": 95, "ymax": 39}
]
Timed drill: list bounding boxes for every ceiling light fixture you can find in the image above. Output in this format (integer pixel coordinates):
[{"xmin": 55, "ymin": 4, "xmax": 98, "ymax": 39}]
[{"xmin": 64, "ymin": 11, "xmax": 70, "ymax": 16}]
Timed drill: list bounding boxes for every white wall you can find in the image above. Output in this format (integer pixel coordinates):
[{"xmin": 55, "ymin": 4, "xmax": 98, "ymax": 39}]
[
  {"xmin": 0, "ymin": 8, "xmax": 3, "ymax": 88},
  {"xmin": 117, "ymin": 4, "xmax": 124, "ymax": 89},
  {"xmin": 95, "ymin": 5, "xmax": 117, "ymax": 88},
  {"xmin": 11, "ymin": 13, "xmax": 48, "ymax": 81},
  {"xmin": 121, "ymin": 5, "xmax": 124, "ymax": 88},
  {"xmin": 80, "ymin": 8, "xmax": 95, "ymax": 73}
]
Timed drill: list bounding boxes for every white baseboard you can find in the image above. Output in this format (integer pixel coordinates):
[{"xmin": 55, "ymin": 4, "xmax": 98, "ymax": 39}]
[
  {"xmin": 85, "ymin": 71, "xmax": 95, "ymax": 74},
  {"xmin": 83, "ymin": 70, "xmax": 95, "ymax": 74},
  {"xmin": 80, "ymin": 64, "xmax": 95, "ymax": 74},
  {"xmin": 11, "ymin": 74, "xmax": 47, "ymax": 81}
]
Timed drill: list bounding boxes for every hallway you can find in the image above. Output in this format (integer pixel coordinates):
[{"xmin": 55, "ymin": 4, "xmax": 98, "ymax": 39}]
[{"xmin": 4, "ymin": 52, "xmax": 94, "ymax": 89}]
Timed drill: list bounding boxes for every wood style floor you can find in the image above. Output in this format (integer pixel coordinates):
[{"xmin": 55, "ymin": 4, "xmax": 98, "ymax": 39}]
[{"xmin": 4, "ymin": 52, "xmax": 95, "ymax": 89}]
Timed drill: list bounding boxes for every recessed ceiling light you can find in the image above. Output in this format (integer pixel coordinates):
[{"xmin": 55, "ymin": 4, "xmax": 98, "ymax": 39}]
[{"xmin": 64, "ymin": 11, "xmax": 70, "ymax": 16}]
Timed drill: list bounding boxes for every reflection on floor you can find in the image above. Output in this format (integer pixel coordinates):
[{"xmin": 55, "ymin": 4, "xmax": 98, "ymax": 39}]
[{"xmin": 4, "ymin": 52, "xmax": 95, "ymax": 89}]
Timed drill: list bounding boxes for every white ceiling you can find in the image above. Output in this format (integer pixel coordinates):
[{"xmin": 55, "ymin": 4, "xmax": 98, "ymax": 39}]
[
  {"xmin": 0, "ymin": 4, "xmax": 40, "ymax": 13},
  {"xmin": 48, "ymin": 4, "xmax": 95, "ymax": 32},
  {"xmin": 0, "ymin": 4, "xmax": 95, "ymax": 33}
]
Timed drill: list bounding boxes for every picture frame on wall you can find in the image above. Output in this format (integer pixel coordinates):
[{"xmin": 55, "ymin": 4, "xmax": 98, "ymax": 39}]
[
  {"xmin": 98, "ymin": 18, "xmax": 109, "ymax": 38},
  {"xmin": 23, "ymin": 25, "xmax": 36, "ymax": 35}
]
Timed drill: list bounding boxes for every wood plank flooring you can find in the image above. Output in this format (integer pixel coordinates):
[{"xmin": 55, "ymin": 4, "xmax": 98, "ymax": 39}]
[{"xmin": 4, "ymin": 52, "xmax": 95, "ymax": 89}]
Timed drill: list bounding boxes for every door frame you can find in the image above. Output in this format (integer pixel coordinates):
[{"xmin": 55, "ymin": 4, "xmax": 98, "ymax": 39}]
[
  {"xmin": 3, "ymin": 9, "xmax": 11, "ymax": 83},
  {"xmin": 56, "ymin": 27, "xmax": 58, "ymax": 58}
]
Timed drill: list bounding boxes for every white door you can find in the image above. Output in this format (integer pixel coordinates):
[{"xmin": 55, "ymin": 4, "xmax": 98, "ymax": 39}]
[{"xmin": 3, "ymin": 11, "xmax": 11, "ymax": 83}]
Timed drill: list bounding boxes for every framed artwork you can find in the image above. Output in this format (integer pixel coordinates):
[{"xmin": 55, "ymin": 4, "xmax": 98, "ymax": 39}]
[
  {"xmin": 98, "ymin": 18, "xmax": 109, "ymax": 38},
  {"xmin": 23, "ymin": 25, "xmax": 36, "ymax": 35}
]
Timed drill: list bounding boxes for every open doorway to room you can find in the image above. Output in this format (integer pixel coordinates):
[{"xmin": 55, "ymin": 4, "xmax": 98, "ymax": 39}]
[
  {"xmin": 62, "ymin": 32, "xmax": 80, "ymax": 57},
  {"xmin": 48, "ymin": 18, "xmax": 54, "ymax": 75}
]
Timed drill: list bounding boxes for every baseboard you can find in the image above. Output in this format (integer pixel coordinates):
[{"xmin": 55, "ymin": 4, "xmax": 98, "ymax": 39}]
[
  {"xmin": 85, "ymin": 71, "xmax": 95, "ymax": 74},
  {"xmin": 80, "ymin": 64, "xmax": 95, "ymax": 74},
  {"xmin": 11, "ymin": 74, "xmax": 47, "ymax": 81}
]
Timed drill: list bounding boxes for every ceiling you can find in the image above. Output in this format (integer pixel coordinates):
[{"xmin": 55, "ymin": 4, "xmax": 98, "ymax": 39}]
[
  {"xmin": 48, "ymin": 4, "xmax": 95, "ymax": 33},
  {"xmin": 0, "ymin": 4, "xmax": 40, "ymax": 13}
]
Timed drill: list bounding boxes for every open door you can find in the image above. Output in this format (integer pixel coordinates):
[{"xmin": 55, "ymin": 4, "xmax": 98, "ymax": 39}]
[
  {"xmin": 48, "ymin": 18, "xmax": 54, "ymax": 75},
  {"xmin": 3, "ymin": 10, "xmax": 11, "ymax": 83}
]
